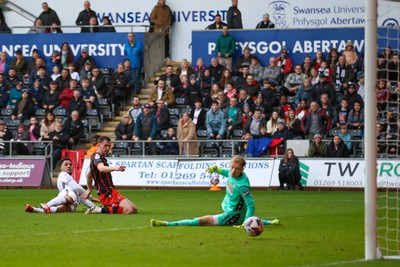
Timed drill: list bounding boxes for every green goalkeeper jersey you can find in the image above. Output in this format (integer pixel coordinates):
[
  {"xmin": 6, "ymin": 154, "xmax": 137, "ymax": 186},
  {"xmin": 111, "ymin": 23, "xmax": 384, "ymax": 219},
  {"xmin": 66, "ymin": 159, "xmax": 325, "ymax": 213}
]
[{"xmin": 219, "ymin": 168, "xmax": 255, "ymax": 220}]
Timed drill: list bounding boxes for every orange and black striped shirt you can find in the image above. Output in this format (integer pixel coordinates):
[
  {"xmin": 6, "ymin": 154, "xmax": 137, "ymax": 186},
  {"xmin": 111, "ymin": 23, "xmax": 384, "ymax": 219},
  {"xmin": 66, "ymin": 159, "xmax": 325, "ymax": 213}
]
[{"xmin": 90, "ymin": 152, "xmax": 115, "ymax": 195}]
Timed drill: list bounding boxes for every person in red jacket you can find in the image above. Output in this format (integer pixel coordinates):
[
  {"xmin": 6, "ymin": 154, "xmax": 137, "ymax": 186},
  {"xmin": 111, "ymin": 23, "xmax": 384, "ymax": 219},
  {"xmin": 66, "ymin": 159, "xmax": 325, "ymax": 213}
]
[{"xmin": 59, "ymin": 79, "xmax": 77, "ymax": 108}]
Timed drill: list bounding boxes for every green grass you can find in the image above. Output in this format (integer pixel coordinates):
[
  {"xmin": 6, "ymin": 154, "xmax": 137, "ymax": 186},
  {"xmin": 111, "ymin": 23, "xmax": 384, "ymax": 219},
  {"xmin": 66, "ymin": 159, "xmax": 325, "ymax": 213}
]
[{"xmin": 0, "ymin": 189, "xmax": 398, "ymax": 267}]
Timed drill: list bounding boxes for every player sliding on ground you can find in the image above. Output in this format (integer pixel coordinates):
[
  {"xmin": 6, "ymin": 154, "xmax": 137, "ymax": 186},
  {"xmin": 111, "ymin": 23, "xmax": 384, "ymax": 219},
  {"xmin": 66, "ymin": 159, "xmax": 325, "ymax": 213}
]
[
  {"xmin": 151, "ymin": 155, "xmax": 280, "ymax": 227},
  {"xmin": 83, "ymin": 136, "xmax": 138, "ymax": 214},
  {"xmin": 25, "ymin": 158, "xmax": 100, "ymax": 213}
]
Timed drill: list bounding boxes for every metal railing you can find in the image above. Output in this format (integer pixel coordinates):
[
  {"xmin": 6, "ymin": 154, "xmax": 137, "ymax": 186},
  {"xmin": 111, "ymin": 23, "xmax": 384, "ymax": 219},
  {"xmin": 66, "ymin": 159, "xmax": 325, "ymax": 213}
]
[{"xmin": 0, "ymin": 140, "xmax": 54, "ymax": 176}]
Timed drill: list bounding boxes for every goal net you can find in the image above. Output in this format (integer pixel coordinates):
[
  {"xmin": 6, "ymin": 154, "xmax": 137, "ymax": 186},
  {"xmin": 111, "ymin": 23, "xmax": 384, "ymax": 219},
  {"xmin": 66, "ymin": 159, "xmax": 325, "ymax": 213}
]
[{"xmin": 375, "ymin": 0, "xmax": 400, "ymax": 260}]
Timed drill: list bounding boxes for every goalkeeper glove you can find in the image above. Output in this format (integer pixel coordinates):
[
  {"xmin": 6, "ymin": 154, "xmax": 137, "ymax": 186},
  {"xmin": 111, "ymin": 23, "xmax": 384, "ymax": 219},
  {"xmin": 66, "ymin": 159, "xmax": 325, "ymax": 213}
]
[{"xmin": 206, "ymin": 165, "xmax": 219, "ymax": 173}]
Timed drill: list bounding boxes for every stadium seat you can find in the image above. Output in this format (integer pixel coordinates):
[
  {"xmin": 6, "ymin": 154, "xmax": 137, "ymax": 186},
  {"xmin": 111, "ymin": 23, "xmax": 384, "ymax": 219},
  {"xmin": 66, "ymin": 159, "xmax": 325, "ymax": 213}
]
[
  {"xmin": 328, "ymin": 128, "xmax": 340, "ymax": 138},
  {"xmin": 168, "ymin": 108, "xmax": 180, "ymax": 118},
  {"xmin": 53, "ymin": 107, "xmax": 67, "ymax": 118},
  {"xmin": 86, "ymin": 109, "xmax": 102, "ymax": 131},
  {"xmin": 233, "ymin": 129, "xmax": 244, "ymax": 139},
  {"xmin": 350, "ymin": 129, "xmax": 363, "ymax": 139},
  {"xmin": 98, "ymin": 98, "xmax": 113, "ymax": 120},
  {"xmin": 169, "ymin": 117, "xmax": 179, "ymax": 127},
  {"xmin": 197, "ymin": 129, "xmax": 207, "ymax": 140},
  {"xmin": 113, "ymin": 141, "xmax": 129, "ymax": 156},
  {"xmin": 174, "ymin": 97, "xmax": 188, "ymax": 107},
  {"xmin": 35, "ymin": 109, "xmax": 46, "ymax": 121}
]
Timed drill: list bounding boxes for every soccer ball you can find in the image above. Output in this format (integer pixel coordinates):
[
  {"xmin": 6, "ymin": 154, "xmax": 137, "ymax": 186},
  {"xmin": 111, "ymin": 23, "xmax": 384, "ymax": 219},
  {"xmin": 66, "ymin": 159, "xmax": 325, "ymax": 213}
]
[
  {"xmin": 210, "ymin": 175, "xmax": 220, "ymax": 185},
  {"xmin": 243, "ymin": 216, "xmax": 264, "ymax": 237}
]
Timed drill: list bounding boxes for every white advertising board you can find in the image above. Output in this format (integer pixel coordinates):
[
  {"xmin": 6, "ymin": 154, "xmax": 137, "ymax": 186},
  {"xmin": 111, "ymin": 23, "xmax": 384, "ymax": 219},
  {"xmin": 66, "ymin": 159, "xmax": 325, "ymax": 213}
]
[{"xmin": 80, "ymin": 158, "xmax": 400, "ymax": 189}]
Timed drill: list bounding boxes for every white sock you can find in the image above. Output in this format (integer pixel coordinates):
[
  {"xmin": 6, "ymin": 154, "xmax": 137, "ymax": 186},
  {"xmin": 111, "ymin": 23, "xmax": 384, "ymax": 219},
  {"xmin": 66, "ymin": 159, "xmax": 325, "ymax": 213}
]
[
  {"xmin": 50, "ymin": 207, "xmax": 58, "ymax": 213},
  {"xmin": 32, "ymin": 207, "xmax": 45, "ymax": 213},
  {"xmin": 47, "ymin": 196, "xmax": 66, "ymax": 207}
]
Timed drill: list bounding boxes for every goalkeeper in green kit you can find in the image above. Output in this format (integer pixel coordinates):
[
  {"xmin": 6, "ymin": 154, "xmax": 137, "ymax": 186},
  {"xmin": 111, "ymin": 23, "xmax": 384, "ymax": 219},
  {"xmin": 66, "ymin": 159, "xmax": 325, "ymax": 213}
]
[{"xmin": 151, "ymin": 155, "xmax": 280, "ymax": 227}]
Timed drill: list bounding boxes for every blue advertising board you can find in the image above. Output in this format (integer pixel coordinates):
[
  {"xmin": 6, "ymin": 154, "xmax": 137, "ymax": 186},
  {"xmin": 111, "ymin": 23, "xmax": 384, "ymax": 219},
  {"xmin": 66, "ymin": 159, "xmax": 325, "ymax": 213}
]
[
  {"xmin": 0, "ymin": 32, "xmax": 144, "ymax": 69},
  {"xmin": 192, "ymin": 28, "xmax": 398, "ymax": 67}
]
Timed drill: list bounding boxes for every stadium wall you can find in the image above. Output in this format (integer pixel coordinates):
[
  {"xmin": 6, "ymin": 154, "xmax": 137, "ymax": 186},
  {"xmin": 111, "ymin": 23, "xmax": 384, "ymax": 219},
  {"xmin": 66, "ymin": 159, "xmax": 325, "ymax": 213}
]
[
  {"xmin": 3, "ymin": 0, "xmax": 399, "ymax": 61},
  {"xmin": 78, "ymin": 158, "xmax": 400, "ymax": 189}
]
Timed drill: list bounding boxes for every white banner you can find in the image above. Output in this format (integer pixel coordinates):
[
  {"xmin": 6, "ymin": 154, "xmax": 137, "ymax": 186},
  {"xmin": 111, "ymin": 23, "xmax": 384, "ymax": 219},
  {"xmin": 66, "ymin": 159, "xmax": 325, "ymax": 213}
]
[
  {"xmin": 80, "ymin": 158, "xmax": 400, "ymax": 189},
  {"xmin": 5, "ymin": 0, "xmax": 399, "ymax": 61},
  {"xmin": 79, "ymin": 158, "xmax": 275, "ymax": 187}
]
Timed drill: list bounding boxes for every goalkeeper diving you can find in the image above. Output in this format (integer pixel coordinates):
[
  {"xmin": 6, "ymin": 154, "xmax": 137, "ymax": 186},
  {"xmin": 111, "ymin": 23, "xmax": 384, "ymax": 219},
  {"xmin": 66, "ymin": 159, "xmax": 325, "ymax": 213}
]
[{"xmin": 151, "ymin": 155, "xmax": 280, "ymax": 227}]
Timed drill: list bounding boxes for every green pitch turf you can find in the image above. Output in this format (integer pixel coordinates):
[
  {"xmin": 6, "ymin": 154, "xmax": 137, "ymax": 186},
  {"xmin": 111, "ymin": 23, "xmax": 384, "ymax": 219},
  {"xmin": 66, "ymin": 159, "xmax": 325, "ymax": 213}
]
[{"xmin": 0, "ymin": 189, "xmax": 398, "ymax": 267}]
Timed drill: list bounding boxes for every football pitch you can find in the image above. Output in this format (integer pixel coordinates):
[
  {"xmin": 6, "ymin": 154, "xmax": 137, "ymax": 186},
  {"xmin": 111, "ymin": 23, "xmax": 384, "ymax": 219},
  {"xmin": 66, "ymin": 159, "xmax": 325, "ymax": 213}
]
[{"xmin": 0, "ymin": 189, "xmax": 398, "ymax": 267}]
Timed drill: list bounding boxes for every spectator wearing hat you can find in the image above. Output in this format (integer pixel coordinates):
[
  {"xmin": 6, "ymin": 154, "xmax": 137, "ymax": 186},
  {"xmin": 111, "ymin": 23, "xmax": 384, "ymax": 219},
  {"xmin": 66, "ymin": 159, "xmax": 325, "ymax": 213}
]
[
  {"xmin": 276, "ymin": 47, "xmax": 293, "ymax": 78},
  {"xmin": 11, "ymin": 89, "xmax": 35, "ymax": 123},
  {"xmin": 327, "ymin": 48, "xmax": 340, "ymax": 70},
  {"xmin": 256, "ymin": 13, "xmax": 275, "ymax": 29},
  {"xmin": 216, "ymin": 25, "xmax": 236, "ymax": 72},
  {"xmin": 308, "ymin": 133, "xmax": 328, "ymax": 157},
  {"xmin": 233, "ymin": 47, "xmax": 252, "ymax": 77},
  {"xmin": 185, "ymin": 74, "xmax": 203, "ymax": 108},
  {"xmin": 303, "ymin": 101, "xmax": 332, "ymax": 140},
  {"xmin": 263, "ymin": 58, "xmax": 281, "ymax": 87},
  {"xmin": 343, "ymin": 41, "xmax": 358, "ymax": 67},
  {"xmin": 79, "ymin": 60, "xmax": 94, "ymax": 80},
  {"xmin": 249, "ymin": 56, "xmax": 264, "ymax": 83},
  {"xmin": 327, "ymin": 135, "xmax": 350, "ymax": 158},
  {"xmin": 9, "ymin": 50, "xmax": 27, "ymax": 78},
  {"xmin": 272, "ymin": 118, "xmax": 293, "ymax": 142},
  {"xmin": 6, "ymin": 81, "xmax": 24, "ymax": 109},
  {"xmin": 0, "ymin": 119, "xmax": 13, "ymax": 155},
  {"xmin": 75, "ymin": 48, "xmax": 96, "ymax": 72},
  {"xmin": 310, "ymin": 71, "xmax": 337, "ymax": 107},
  {"xmin": 206, "ymin": 13, "xmax": 227, "ymax": 30},
  {"xmin": 343, "ymin": 82, "xmax": 364, "ymax": 109},
  {"xmin": 133, "ymin": 103, "xmax": 158, "ymax": 155},
  {"xmin": 331, "ymin": 55, "xmax": 355, "ymax": 90},
  {"xmin": 227, "ymin": 0, "xmax": 243, "ymax": 29}
]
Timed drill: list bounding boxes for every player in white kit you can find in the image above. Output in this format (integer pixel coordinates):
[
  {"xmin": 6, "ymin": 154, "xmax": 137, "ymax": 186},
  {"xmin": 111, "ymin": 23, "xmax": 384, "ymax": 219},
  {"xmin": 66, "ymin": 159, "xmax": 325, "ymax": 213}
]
[{"xmin": 25, "ymin": 158, "xmax": 100, "ymax": 213}]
